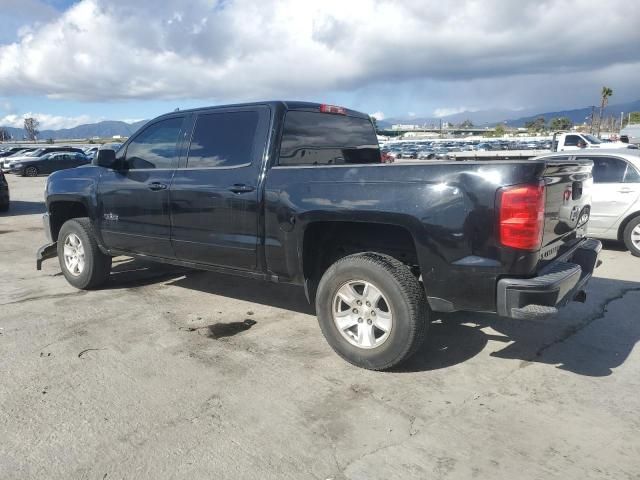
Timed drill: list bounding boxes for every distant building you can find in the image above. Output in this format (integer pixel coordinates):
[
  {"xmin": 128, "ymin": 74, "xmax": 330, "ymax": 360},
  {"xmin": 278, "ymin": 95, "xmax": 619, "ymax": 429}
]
[{"xmin": 391, "ymin": 124, "xmax": 419, "ymax": 131}]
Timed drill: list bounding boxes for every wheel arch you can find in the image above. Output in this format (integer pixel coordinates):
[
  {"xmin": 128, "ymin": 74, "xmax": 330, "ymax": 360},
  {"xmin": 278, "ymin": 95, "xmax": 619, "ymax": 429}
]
[
  {"xmin": 48, "ymin": 198, "xmax": 91, "ymax": 242},
  {"xmin": 300, "ymin": 220, "xmax": 421, "ymax": 303},
  {"xmin": 617, "ymin": 209, "xmax": 640, "ymax": 242}
]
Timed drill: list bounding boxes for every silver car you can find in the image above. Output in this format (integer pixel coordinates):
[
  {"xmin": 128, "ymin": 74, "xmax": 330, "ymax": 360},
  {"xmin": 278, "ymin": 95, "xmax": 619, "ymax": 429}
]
[{"xmin": 535, "ymin": 150, "xmax": 640, "ymax": 256}]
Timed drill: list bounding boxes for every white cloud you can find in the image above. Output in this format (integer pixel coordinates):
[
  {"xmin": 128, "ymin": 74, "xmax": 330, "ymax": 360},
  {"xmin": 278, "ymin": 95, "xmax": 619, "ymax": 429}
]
[
  {"xmin": 433, "ymin": 107, "xmax": 471, "ymax": 118},
  {"xmin": 0, "ymin": 113, "xmax": 94, "ymax": 130},
  {"xmin": 0, "ymin": 0, "xmax": 638, "ymax": 108},
  {"xmin": 369, "ymin": 111, "xmax": 385, "ymax": 120}
]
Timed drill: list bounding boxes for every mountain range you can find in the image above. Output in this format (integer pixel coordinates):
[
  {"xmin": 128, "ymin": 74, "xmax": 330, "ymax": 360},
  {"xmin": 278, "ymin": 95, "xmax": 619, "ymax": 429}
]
[
  {"xmin": 0, "ymin": 119, "xmax": 148, "ymax": 141},
  {"xmin": 2, "ymin": 99, "xmax": 639, "ymax": 140},
  {"xmin": 377, "ymin": 99, "xmax": 640, "ymax": 129}
]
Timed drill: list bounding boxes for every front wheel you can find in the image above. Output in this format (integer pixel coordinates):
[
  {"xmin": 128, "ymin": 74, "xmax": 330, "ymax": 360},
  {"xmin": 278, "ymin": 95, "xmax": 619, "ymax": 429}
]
[
  {"xmin": 623, "ymin": 216, "xmax": 640, "ymax": 257},
  {"xmin": 24, "ymin": 166, "xmax": 39, "ymax": 177},
  {"xmin": 57, "ymin": 218, "xmax": 112, "ymax": 289},
  {"xmin": 315, "ymin": 252, "xmax": 428, "ymax": 370}
]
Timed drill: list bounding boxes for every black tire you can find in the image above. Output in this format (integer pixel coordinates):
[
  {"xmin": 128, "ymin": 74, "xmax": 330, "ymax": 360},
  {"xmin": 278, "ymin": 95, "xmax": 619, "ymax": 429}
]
[
  {"xmin": 24, "ymin": 166, "xmax": 38, "ymax": 177},
  {"xmin": 623, "ymin": 216, "xmax": 640, "ymax": 257},
  {"xmin": 315, "ymin": 252, "xmax": 428, "ymax": 370},
  {"xmin": 57, "ymin": 218, "xmax": 112, "ymax": 289}
]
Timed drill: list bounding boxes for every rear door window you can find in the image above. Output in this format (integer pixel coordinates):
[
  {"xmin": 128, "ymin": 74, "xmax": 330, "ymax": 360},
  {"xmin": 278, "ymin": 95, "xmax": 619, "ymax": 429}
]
[
  {"xmin": 577, "ymin": 156, "xmax": 627, "ymax": 183},
  {"xmin": 186, "ymin": 111, "xmax": 259, "ymax": 168},
  {"xmin": 279, "ymin": 111, "xmax": 379, "ymax": 166},
  {"xmin": 623, "ymin": 163, "xmax": 640, "ymax": 183}
]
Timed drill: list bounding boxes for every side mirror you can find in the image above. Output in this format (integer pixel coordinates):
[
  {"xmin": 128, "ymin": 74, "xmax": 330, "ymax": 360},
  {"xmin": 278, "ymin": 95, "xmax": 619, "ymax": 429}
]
[{"xmin": 94, "ymin": 149, "xmax": 117, "ymax": 169}]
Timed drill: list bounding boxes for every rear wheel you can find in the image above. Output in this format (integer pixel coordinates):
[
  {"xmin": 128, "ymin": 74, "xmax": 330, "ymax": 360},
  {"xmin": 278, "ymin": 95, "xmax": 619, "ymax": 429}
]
[
  {"xmin": 623, "ymin": 216, "xmax": 640, "ymax": 257},
  {"xmin": 315, "ymin": 252, "xmax": 428, "ymax": 370},
  {"xmin": 24, "ymin": 166, "xmax": 38, "ymax": 177},
  {"xmin": 57, "ymin": 218, "xmax": 112, "ymax": 289}
]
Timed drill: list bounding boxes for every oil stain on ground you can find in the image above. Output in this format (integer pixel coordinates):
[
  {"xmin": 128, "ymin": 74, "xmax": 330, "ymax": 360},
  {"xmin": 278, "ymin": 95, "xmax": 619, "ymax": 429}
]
[{"xmin": 205, "ymin": 319, "xmax": 257, "ymax": 339}]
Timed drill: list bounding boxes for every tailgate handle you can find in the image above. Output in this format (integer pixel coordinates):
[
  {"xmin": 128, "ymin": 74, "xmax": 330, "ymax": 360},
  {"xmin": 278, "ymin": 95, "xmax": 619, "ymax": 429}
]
[{"xmin": 572, "ymin": 181, "xmax": 583, "ymax": 200}]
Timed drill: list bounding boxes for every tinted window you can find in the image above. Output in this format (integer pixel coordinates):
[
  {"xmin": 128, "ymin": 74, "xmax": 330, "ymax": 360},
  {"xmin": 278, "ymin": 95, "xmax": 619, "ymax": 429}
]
[
  {"xmin": 187, "ymin": 111, "xmax": 259, "ymax": 168},
  {"xmin": 624, "ymin": 163, "xmax": 640, "ymax": 183},
  {"xmin": 126, "ymin": 117, "xmax": 182, "ymax": 169},
  {"xmin": 578, "ymin": 156, "xmax": 627, "ymax": 183},
  {"xmin": 279, "ymin": 111, "xmax": 379, "ymax": 166},
  {"xmin": 564, "ymin": 135, "xmax": 582, "ymax": 147}
]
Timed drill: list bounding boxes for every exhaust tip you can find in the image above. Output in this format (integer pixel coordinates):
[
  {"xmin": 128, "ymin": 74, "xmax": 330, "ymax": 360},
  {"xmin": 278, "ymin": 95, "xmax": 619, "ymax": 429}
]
[{"xmin": 573, "ymin": 290, "xmax": 587, "ymax": 303}]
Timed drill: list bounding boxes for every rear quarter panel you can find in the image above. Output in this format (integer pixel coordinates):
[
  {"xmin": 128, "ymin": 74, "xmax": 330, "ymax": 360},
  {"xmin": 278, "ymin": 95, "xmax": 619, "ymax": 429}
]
[{"xmin": 264, "ymin": 160, "xmax": 546, "ymax": 312}]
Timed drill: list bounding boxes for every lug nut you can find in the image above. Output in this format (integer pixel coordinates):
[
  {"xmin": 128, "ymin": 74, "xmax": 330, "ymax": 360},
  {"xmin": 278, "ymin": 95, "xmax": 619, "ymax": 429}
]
[
  {"xmin": 352, "ymin": 308, "xmax": 358, "ymax": 314},
  {"xmin": 366, "ymin": 301, "xmax": 371, "ymax": 307},
  {"xmin": 358, "ymin": 318, "xmax": 363, "ymax": 323},
  {"xmin": 371, "ymin": 310, "xmax": 376, "ymax": 316},
  {"xmin": 356, "ymin": 300, "xmax": 362, "ymax": 306},
  {"xmin": 367, "ymin": 319, "xmax": 373, "ymax": 325}
]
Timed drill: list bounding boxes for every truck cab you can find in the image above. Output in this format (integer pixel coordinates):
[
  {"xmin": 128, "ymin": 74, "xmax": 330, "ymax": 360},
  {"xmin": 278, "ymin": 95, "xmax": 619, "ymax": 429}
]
[{"xmin": 552, "ymin": 131, "xmax": 636, "ymax": 152}]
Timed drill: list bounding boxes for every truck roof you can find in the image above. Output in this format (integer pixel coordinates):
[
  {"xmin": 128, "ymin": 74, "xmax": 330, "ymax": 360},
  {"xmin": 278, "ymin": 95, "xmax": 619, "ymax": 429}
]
[{"xmin": 155, "ymin": 101, "xmax": 371, "ymax": 120}]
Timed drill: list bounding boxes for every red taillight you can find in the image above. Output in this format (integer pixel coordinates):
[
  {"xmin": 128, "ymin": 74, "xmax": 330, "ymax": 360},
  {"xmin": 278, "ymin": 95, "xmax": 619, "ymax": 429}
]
[
  {"xmin": 498, "ymin": 182, "xmax": 545, "ymax": 251},
  {"xmin": 319, "ymin": 104, "xmax": 346, "ymax": 115}
]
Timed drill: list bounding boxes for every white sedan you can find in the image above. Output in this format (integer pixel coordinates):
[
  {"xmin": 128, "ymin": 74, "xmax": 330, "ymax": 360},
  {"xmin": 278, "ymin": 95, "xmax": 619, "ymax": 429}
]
[{"xmin": 536, "ymin": 150, "xmax": 640, "ymax": 256}]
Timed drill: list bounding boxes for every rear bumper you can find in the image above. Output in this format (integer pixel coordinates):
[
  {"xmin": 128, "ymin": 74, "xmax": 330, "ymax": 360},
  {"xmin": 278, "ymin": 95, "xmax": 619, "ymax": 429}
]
[{"xmin": 497, "ymin": 238, "xmax": 601, "ymax": 319}]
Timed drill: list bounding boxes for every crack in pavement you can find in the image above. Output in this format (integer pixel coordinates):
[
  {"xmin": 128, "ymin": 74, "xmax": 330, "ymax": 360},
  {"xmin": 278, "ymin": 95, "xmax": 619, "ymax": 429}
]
[{"xmin": 533, "ymin": 286, "xmax": 640, "ymax": 360}]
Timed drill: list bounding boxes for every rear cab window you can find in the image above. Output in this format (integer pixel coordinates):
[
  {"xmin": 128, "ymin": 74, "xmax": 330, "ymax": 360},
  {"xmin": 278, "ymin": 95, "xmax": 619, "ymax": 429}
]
[{"xmin": 279, "ymin": 111, "xmax": 380, "ymax": 166}]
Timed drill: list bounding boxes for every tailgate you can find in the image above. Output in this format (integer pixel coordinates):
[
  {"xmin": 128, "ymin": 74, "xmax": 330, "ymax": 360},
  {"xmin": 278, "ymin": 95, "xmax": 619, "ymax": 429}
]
[{"xmin": 540, "ymin": 158, "xmax": 593, "ymax": 254}]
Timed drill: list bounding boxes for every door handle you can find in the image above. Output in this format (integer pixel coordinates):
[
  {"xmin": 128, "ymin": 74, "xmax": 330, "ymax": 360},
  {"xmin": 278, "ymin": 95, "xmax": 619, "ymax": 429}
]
[
  {"xmin": 228, "ymin": 184, "xmax": 255, "ymax": 194},
  {"xmin": 617, "ymin": 188, "xmax": 634, "ymax": 193},
  {"xmin": 148, "ymin": 182, "xmax": 168, "ymax": 191}
]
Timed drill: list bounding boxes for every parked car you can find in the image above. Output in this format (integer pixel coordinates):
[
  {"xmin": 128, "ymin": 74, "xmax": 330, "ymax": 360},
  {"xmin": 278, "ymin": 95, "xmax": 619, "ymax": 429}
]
[
  {"xmin": 399, "ymin": 147, "xmax": 419, "ymax": 159},
  {"xmin": 37, "ymin": 101, "xmax": 600, "ymax": 370},
  {"xmin": 2, "ymin": 146, "xmax": 85, "ymax": 171},
  {"xmin": 0, "ymin": 147, "xmax": 30, "ymax": 158},
  {"xmin": 0, "ymin": 169, "xmax": 9, "ymax": 211},
  {"xmin": 535, "ymin": 150, "xmax": 640, "ymax": 256},
  {"xmin": 380, "ymin": 151, "xmax": 395, "ymax": 163},
  {"xmin": 417, "ymin": 149, "xmax": 435, "ymax": 160},
  {"xmin": 83, "ymin": 147, "xmax": 99, "ymax": 160},
  {"xmin": 10, "ymin": 151, "xmax": 90, "ymax": 177},
  {"xmin": 475, "ymin": 142, "xmax": 495, "ymax": 151}
]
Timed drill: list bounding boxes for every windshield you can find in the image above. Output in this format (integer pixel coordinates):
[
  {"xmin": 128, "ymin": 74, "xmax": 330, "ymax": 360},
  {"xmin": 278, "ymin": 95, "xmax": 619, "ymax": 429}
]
[
  {"xmin": 583, "ymin": 134, "xmax": 602, "ymax": 144},
  {"xmin": 26, "ymin": 148, "xmax": 45, "ymax": 156}
]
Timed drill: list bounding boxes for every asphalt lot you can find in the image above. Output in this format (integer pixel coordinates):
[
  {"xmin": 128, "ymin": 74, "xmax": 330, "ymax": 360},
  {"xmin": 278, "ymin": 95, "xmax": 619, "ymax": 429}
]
[{"xmin": 1, "ymin": 174, "xmax": 639, "ymax": 480}]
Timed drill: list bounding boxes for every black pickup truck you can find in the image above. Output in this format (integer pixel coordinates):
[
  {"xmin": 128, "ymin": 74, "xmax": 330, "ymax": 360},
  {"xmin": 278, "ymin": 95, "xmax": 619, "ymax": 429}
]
[{"xmin": 37, "ymin": 101, "xmax": 601, "ymax": 370}]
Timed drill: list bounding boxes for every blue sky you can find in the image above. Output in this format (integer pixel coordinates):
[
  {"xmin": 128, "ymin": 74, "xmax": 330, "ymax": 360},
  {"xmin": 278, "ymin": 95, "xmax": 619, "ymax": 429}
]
[{"xmin": 1, "ymin": 0, "xmax": 640, "ymax": 129}]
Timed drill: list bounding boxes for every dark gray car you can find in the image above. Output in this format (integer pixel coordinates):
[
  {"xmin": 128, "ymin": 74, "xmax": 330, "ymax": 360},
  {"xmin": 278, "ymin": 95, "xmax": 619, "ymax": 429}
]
[{"xmin": 11, "ymin": 151, "xmax": 90, "ymax": 177}]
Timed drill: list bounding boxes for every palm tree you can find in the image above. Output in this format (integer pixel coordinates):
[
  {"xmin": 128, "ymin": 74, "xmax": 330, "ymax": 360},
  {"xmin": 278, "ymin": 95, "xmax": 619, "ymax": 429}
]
[{"xmin": 597, "ymin": 86, "xmax": 613, "ymax": 136}]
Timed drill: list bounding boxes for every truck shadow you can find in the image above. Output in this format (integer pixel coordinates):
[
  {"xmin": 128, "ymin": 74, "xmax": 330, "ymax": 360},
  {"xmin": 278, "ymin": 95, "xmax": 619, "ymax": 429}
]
[
  {"xmin": 0, "ymin": 200, "xmax": 45, "ymax": 217},
  {"xmin": 166, "ymin": 270, "xmax": 315, "ymax": 315},
  {"xmin": 104, "ymin": 258, "xmax": 638, "ymax": 377},
  {"xmin": 105, "ymin": 257, "xmax": 314, "ymax": 315},
  {"xmin": 402, "ymin": 277, "xmax": 640, "ymax": 377}
]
